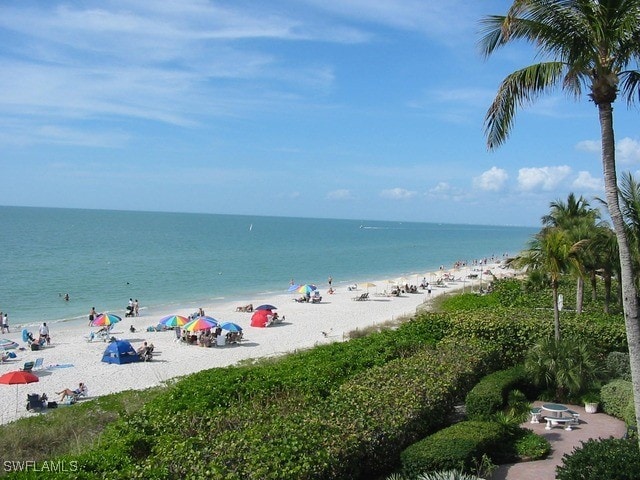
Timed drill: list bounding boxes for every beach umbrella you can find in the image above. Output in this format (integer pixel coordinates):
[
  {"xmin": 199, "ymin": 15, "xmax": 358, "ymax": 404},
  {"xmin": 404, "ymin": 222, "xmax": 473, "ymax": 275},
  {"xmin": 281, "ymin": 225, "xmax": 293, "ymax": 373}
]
[
  {"xmin": 250, "ymin": 310, "xmax": 270, "ymax": 328},
  {"xmin": 92, "ymin": 313, "xmax": 122, "ymax": 327},
  {"xmin": 0, "ymin": 370, "xmax": 39, "ymax": 413},
  {"xmin": 219, "ymin": 322, "xmax": 243, "ymax": 332},
  {"xmin": 360, "ymin": 282, "xmax": 376, "ymax": 292},
  {"xmin": 0, "ymin": 338, "xmax": 19, "ymax": 350},
  {"xmin": 255, "ymin": 304, "xmax": 277, "ymax": 311},
  {"xmin": 296, "ymin": 284, "xmax": 317, "ymax": 294},
  {"xmin": 159, "ymin": 315, "xmax": 189, "ymax": 328},
  {"xmin": 183, "ymin": 316, "xmax": 218, "ymax": 332},
  {"xmin": 287, "ymin": 284, "xmax": 301, "ymax": 292}
]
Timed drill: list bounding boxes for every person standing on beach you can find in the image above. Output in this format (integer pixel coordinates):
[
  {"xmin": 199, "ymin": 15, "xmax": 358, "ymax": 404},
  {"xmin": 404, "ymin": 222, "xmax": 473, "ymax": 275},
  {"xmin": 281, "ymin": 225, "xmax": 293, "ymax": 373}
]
[
  {"xmin": 1, "ymin": 312, "xmax": 7, "ymax": 333},
  {"xmin": 134, "ymin": 299, "xmax": 139, "ymax": 316},
  {"xmin": 89, "ymin": 307, "xmax": 97, "ymax": 326},
  {"xmin": 328, "ymin": 276, "xmax": 332, "ymax": 287},
  {"xmin": 39, "ymin": 322, "xmax": 50, "ymax": 345}
]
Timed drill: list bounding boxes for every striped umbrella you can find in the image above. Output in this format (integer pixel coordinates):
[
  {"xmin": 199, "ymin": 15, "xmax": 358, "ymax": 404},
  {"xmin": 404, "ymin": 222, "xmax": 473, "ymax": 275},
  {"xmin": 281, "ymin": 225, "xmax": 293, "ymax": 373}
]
[
  {"xmin": 91, "ymin": 313, "xmax": 122, "ymax": 327},
  {"xmin": 159, "ymin": 315, "xmax": 189, "ymax": 328},
  {"xmin": 296, "ymin": 284, "xmax": 317, "ymax": 294},
  {"xmin": 183, "ymin": 316, "xmax": 218, "ymax": 332}
]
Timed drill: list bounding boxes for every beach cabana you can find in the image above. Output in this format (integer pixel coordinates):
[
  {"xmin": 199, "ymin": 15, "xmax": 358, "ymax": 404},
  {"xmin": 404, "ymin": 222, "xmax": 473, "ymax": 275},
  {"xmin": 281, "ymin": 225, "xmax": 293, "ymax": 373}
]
[{"xmin": 101, "ymin": 340, "xmax": 140, "ymax": 365}]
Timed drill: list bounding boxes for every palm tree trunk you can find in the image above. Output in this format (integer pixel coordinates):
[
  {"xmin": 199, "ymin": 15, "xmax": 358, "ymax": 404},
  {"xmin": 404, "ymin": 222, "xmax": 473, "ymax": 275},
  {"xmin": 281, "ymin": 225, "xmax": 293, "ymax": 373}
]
[
  {"xmin": 599, "ymin": 103, "xmax": 640, "ymax": 445},
  {"xmin": 552, "ymin": 283, "xmax": 560, "ymax": 341},
  {"xmin": 604, "ymin": 273, "xmax": 612, "ymax": 314},
  {"xmin": 576, "ymin": 276, "xmax": 584, "ymax": 314},
  {"xmin": 590, "ymin": 271, "xmax": 597, "ymax": 302}
]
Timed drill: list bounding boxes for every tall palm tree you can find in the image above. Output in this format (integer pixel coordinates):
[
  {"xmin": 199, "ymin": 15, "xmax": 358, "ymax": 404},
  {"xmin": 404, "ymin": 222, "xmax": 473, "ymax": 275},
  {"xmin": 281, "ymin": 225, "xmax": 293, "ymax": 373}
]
[
  {"xmin": 514, "ymin": 227, "xmax": 584, "ymax": 340},
  {"xmin": 480, "ymin": 0, "xmax": 640, "ymax": 440},
  {"xmin": 542, "ymin": 193, "xmax": 601, "ymax": 313}
]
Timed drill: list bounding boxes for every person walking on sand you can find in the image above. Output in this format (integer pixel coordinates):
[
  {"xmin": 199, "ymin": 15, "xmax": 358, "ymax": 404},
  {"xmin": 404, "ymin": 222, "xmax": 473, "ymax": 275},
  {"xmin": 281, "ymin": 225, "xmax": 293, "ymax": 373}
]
[{"xmin": 89, "ymin": 307, "xmax": 97, "ymax": 326}]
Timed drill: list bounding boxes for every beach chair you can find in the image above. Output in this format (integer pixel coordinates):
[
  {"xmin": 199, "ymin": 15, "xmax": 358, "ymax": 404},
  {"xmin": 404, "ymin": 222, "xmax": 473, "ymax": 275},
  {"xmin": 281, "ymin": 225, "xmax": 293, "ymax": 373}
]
[
  {"xmin": 26, "ymin": 393, "xmax": 47, "ymax": 411},
  {"xmin": 33, "ymin": 357, "xmax": 44, "ymax": 371},
  {"xmin": 21, "ymin": 361, "xmax": 34, "ymax": 372},
  {"xmin": 96, "ymin": 324, "xmax": 114, "ymax": 342}
]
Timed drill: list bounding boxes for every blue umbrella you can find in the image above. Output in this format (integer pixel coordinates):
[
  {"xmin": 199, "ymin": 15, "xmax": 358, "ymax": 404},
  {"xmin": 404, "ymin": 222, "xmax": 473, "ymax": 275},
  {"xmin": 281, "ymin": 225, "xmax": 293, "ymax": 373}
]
[
  {"xmin": 287, "ymin": 284, "xmax": 300, "ymax": 292},
  {"xmin": 255, "ymin": 304, "xmax": 277, "ymax": 311},
  {"xmin": 219, "ymin": 322, "xmax": 243, "ymax": 332}
]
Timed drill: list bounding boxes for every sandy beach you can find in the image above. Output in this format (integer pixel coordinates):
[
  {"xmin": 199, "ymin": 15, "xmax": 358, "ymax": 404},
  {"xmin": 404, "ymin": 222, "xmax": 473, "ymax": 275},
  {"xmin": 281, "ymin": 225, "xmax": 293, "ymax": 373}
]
[{"xmin": 0, "ymin": 263, "xmax": 512, "ymax": 425}]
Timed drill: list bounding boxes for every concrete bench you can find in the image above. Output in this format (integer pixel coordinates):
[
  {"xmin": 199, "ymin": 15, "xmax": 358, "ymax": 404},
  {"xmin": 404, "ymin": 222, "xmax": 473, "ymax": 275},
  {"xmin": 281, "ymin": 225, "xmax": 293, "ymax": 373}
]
[
  {"xmin": 566, "ymin": 409, "xmax": 580, "ymax": 425},
  {"xmin": 544, "ymin": 416, "xmax": 575, "ymax": 431},
  {"xmin": 530, "ymin": 407, "xmax": 542, "ymax": 423}
]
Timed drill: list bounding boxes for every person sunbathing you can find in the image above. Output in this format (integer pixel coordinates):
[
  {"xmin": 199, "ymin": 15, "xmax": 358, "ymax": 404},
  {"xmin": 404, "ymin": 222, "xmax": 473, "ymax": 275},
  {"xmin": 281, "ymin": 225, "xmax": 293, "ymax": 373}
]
[{"xmin": 56, "ymin": 382, "xmax": 87, "ymax": 401}]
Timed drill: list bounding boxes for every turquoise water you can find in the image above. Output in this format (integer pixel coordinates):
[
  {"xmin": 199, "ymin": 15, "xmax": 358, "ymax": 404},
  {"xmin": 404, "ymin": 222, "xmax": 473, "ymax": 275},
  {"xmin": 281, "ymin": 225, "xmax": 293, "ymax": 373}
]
[{"xmin": 0, "ymin": 206, "xmax": 536, "ymax": 327}]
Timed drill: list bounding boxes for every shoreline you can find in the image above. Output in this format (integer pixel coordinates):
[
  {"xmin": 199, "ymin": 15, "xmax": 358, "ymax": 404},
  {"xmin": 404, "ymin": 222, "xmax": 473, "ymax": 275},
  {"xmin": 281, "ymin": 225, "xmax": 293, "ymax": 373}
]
[{"xmin": 0, "ymin": 261, "xmax": 515, "ymax": 425}]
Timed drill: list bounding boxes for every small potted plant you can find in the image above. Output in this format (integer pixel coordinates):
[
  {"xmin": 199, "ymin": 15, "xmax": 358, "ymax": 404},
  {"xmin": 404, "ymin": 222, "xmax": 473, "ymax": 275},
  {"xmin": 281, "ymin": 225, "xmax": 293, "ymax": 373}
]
[{"xmin": 582, "ymin": 391, "xmax": 600, "ymax": 413}]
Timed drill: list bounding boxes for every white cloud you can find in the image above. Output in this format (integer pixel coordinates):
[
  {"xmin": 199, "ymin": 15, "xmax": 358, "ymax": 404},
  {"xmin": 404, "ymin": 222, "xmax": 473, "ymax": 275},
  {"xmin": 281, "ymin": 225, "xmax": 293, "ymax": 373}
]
[
  {"xmin": 326, "ymin": 189, "xmax": 352, "ymax": 200},
  {"xmin": 517, "ymin": 166, "xmax": 572, "ymax": 191},
  {"xmin": 380, "ymin": 188, "xmax": 417, "ymax": 199},
  {"xmin": 617, "ymin": 138, "xmax": 640, "ymax": 164},
  {"xmin": 576, "ymin": 137, "xmax": 640, "ymax": 165},
  {"xmin": 473, "ymin": 167, "xmax": 508, "ymax": 192},
  {"xmin": 576, "ymin": 140, "xmax": 600, "ymax": 153},
  {"xmin": 572, "ymin": 171, "xmax": 603, "ymax": 191}
]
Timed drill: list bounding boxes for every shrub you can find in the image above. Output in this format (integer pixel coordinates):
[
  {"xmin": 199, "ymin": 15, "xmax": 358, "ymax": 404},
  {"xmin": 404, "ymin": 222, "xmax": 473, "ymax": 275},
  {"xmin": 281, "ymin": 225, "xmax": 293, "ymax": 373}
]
[
  {"xmin": 514, "ymin": 430, "xmax": 551, "ymax": 460},
  {"xmin": 465, "ymin": 366, "xmax": 529, "ymax": 420},
  {"xmin": 601, "ymin": 379, "xmax": 634, "ymax": 421},
  {"xmin": 525, "ymin": 337, "xmax": 603, "ymax": 402},
  {"xmin": 556, "ymin": 438, "xmax": 640, "ymax": 480},
  {"xmin": 400, "ymin": 421, "xmax": 504, "ymax": 478},
  {"xmin": 607, "ymin": 351, "xmax": 632, "ymax": 381}
]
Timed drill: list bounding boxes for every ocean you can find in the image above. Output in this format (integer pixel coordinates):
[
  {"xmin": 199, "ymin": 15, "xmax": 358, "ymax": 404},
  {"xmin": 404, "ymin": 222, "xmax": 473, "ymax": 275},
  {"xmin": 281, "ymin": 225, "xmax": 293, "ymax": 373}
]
[{"xmin": 0, "ymin": 206, "xmax": 537, "ymax": 328}]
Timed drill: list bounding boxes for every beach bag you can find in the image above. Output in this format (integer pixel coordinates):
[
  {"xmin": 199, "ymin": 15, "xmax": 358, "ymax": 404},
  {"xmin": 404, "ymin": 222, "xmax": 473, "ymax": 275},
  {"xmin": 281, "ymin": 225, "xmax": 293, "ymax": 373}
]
[
  {"xmin": 30, "ymin": 343, "xmax": 40, "ymax": 351},
  {"xmin": 47, "ymin": 402, "xmax": 58, "ymax": 409}
]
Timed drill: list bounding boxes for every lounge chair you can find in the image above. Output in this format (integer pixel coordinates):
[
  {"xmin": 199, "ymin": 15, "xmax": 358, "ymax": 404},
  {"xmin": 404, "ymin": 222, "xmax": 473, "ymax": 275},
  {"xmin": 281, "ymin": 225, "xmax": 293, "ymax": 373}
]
[
  {"xmin": 33, "ymin": 357, "xmax": 44, "ymax": 371},
  {"xmin": 21, "ymin": 361, "xmax": 34, "ymax": 372},
  {"xmin": 96, "ymin": 324, "xmax": 114, "ymax": 341}
]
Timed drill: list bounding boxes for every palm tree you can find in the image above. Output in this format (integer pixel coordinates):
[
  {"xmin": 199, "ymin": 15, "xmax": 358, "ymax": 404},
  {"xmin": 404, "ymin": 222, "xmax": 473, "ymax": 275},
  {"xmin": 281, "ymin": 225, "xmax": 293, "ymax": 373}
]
[
  {"xmin": 542, "ymin": 193, "xmax": 601, "ymax": 313},
  {"xmin": 513, "ymin": 227, "xmax": 584, "ymax": 340},
  {"xmin": 584, "ymin": 225, "xmax": 620, "ymax": 313},
  {"xmin": 480, "ymin": 0, "xmax": 640, "ymax": 440}
]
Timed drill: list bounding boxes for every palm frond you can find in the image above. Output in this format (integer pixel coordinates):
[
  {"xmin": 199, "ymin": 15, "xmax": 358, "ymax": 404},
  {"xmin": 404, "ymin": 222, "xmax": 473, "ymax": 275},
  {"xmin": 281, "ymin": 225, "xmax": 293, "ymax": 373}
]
[{"xmin": 485, "ymin": 62, "xmax": 565, "ymax": 149}]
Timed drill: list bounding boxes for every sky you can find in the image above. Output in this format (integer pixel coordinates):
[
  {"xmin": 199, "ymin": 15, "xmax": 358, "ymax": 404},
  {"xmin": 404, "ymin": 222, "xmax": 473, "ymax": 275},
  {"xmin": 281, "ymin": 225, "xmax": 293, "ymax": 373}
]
[{"xmin": 1, "ymin": 0, "xmax": 640, "ymax": 227}]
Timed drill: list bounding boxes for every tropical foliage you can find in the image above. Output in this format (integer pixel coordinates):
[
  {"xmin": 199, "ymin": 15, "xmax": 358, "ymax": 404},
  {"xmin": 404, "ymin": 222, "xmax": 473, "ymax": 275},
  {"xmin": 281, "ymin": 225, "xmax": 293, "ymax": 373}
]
[{"xmin": 481, "ymin": 0, "xmax": 640, "ymax": 438}]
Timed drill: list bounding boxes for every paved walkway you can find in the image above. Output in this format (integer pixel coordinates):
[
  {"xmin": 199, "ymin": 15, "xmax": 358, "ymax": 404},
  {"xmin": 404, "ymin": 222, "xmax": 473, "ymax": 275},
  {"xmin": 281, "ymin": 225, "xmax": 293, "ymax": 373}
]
[{"xmin": 490, "ymin": 401, "xmax": 627, "ymax": 480}]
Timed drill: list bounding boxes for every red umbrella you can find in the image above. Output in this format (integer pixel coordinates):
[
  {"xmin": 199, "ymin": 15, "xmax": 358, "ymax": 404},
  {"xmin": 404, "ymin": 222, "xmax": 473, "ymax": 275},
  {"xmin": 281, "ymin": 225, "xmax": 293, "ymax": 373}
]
[
  {"xmin": 0, "ymin": 370, "xmax": 39, "ymax": 413},
  {"xmin": 0, "ymin": 370, "xmax": 39, "ymax": 385},
  {"xmin": 250, "ymin": 310, "xmax": 271, "ymax": 328}
]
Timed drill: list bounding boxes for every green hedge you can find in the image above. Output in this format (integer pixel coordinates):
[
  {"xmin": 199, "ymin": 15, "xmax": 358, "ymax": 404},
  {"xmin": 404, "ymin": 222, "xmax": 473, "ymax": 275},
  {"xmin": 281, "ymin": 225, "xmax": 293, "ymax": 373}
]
[
  {"xmin": 464, "ymin": 365, "xmax": 530, "ymax": 420},
  {"xmin": 400, "ymin": 421, "xmax": 504, "ymax": 478},
  {"xmin": 557, "ymin": 438, "xmax": 640, "ymax": 480},
  {"xmin": 21, "ymin": 338, "xmax": 492, "ymax": 480},
  {"xmin": 601, "ymin": 379, "xmax": 636, "ymax": 426}
]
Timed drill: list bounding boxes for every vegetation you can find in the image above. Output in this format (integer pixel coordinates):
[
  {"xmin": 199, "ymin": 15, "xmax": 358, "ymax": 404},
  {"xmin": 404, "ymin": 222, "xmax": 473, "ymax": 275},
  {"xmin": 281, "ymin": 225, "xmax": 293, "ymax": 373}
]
[
  {"xmin": 525, "ymin": 337, "xmax": 604, "ymax": 402},
  {"xmin": 464, "ymin": 365, "xmax": 531, "ymax": 420},
  {"xmin": 601, "ymin": 379, "xmax": 637, "ymax": 426},
  {"xmin": 556, "ymin": 438, "xmax": 640, "ymax": 480},
  {"xmin": 481, "ymin": 0, "xmax": 640, "ymax": 443}
]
